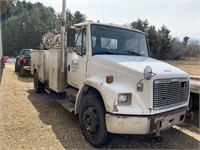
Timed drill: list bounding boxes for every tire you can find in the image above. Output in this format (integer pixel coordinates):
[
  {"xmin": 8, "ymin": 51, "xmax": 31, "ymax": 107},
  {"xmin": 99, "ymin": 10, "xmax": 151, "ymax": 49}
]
[
  {"xmin": 19, "ymin": 66, "xmax": 25, "ymax": 76},
  {"xmin": 34, "ymin": 71, "xmax": 44, "ymax": 93},
  {"xmin": 79, "ymin": 94, "xmax": 112, "ymax": 147},
  {"xmin": 14, "ymin": 62, "xmax": 19, "ymax": 72},
  {"xmin": 188, "ymin": 95, "xmax": 194, "ymax": 111}
]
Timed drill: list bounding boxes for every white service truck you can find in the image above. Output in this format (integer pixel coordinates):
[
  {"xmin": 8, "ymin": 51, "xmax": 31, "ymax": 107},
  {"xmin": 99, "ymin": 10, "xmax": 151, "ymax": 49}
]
[{"xmin": 31, "ymin": 21, "xmax": 190, "ymax": 146}]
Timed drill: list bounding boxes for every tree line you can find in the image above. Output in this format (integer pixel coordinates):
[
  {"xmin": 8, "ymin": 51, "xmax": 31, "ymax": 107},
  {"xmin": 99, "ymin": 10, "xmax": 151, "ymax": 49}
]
[
  {"xmin": 2, "ymin": 0, "xmax": 86, "ymax": 56},
  {"xmin": 2, "ymin": 0, "xmax": 200, "ymax": 59},
  {"xmin": 130, "ymin": 19, "xmax": 200, "ymax": 59}
]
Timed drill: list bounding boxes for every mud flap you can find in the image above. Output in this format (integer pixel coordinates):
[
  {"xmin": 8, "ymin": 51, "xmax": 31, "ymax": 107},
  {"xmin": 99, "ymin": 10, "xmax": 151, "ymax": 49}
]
[
  {"xmin": 186, "ymin": 110, "xmax": 194, "ymax": 120},
  {"xmin": 156, "ymin": 120, "xmax": 161, "ymax": 137}
]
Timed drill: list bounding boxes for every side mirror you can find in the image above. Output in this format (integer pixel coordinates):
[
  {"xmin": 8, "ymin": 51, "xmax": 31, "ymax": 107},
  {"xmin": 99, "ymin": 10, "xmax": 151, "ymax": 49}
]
[{"xmin": 67, "ymin": 28, "xmax": 75, "ymax": 47}]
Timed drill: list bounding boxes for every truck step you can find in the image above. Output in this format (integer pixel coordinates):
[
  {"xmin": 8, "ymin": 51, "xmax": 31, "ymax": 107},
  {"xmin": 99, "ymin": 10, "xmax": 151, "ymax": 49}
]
[
  {"xmin": 57, "ymin": 99, "xmax": 75, "ymax": 113},
  {"xmin": 65, "ymin": 87, "xmax": 78, "ymax": 102}
]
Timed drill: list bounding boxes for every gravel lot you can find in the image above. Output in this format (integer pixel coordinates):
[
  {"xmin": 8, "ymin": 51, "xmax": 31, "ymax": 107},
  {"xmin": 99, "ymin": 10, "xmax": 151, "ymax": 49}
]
[{"xmin": 0, "ymin": 63, "xmax": 199, "ymax": 149}]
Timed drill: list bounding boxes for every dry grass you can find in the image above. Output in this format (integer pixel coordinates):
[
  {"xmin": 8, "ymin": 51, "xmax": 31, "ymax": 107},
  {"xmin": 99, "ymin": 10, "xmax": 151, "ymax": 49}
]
[{"xmin": 166, "ymin": 57, "xmax": 200, "ymax": 76}]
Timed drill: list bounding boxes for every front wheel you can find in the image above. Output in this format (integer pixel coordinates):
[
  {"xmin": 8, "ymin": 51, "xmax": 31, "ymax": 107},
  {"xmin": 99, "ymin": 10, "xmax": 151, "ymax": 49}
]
[
  {"xmin": 79, "ymin": 94, "xmax": 112, "ymax": 147},
  {"xmin": 34, "ymin": 71, "xmax": 44, "ymax": 93}
]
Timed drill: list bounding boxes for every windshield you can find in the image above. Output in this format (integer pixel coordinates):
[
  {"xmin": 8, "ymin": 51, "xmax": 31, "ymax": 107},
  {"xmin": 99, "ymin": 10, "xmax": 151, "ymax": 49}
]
[{"xmin": 91, "ymin": 24, "xmax": 149, "ymax": 57}]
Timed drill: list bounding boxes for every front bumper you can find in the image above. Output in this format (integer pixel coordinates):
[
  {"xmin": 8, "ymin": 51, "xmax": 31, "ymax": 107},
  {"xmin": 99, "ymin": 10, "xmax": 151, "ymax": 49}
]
[{"xmin": 106, "ymin": 107, "xmax": 187, "ymax": 134}]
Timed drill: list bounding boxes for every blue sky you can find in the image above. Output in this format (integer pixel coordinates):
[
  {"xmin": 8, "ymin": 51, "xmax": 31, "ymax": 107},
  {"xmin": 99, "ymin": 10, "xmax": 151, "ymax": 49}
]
[{"xmin": 27, "ymin": 0, "xmax": 199, "ymax": 41}]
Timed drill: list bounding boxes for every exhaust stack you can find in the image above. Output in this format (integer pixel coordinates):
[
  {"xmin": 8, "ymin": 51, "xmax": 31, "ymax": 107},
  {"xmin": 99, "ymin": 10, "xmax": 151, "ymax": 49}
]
[{"xmin": 61, "ymin": 0, "xmax": 66, "ymax": 73}]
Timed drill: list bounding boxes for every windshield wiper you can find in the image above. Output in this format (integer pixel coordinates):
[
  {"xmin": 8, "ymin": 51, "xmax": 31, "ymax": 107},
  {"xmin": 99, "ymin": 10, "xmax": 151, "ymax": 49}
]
[
  {"xmin": 103, "ymin": 51, "xmax": 115, "ymax": 54},
  {"xmin": 94, "ymin": 50, "xmax": 116, "ymax": 55},
  {"xmin": 124, "ymin": 49, "xmax": 141, "ymax": 56}
]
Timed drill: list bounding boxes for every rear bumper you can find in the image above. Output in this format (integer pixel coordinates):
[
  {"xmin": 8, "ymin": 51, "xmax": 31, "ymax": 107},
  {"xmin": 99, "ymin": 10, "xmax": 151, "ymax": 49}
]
[
  {"xmin": 23, "ymin": 65, "xmax": 30, "ymax": 70},
  {"xmin": 106, "ymin": 107, "xmax": 187, "ymax": 134}
]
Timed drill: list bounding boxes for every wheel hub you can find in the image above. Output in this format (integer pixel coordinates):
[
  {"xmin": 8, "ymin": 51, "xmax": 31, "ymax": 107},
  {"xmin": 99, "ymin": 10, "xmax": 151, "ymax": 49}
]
[{"xmin": 83, "ymin": 107, "xmax": 100, "ymax": 134}]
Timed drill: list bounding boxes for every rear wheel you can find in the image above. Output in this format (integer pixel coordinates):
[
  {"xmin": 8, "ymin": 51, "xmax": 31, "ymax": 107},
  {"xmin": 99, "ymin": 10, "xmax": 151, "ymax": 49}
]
[
  {"xmin": 79, "ymin": 94, "xmax": 112, "ymax": 147},
  {"xmin": 19, "ymin": 66, "xmax": 25, "ymax": 76},
  {"xmin": 34, "ymin": 71, "xmax": 44, "ymax": 93},
  {"xmin": 14, "ymin": 62, "xmax": 19, "ymax": 72}
]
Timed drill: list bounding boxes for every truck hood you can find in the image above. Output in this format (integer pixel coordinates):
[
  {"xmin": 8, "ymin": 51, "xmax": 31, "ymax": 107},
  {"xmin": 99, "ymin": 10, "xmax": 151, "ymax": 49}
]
[
  {"xmin": 89, "ymin": 55, "xmax": 189, "ymax": 115},
  {"xmin": 91, "ymin": 55, "xmax": 189, "ymax": 79}
]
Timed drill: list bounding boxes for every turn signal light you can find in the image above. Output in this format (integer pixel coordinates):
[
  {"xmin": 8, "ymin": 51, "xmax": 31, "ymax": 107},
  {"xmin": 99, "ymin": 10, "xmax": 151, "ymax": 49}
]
[{"xmin": 106, "ymin": 76, "xmax": 113, "ymax": 84}]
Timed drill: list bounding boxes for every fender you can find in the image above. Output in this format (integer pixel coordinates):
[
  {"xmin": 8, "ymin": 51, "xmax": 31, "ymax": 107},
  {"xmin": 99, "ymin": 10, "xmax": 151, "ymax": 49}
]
[
  {"xmin": 75, "ymin": 76, "xmax": 145, "ymax": 115},
  {"xmin": 74, "ymin": 76, "xmax": 113, "ymax": 114}
]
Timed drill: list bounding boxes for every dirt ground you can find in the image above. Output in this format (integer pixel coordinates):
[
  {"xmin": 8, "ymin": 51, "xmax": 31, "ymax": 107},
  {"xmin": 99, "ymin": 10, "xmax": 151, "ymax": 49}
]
[{"xmin": 0, "ymin": 63, "xmax": 199, "ymax": 149}]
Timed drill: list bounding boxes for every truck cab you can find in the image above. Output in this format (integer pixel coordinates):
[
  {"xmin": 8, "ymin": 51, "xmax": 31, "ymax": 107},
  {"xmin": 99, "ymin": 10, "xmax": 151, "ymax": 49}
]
[
  {"xmin": 31, "ymin": 22, "xmax": 190, "ymax": 147},
  {"xmin": 67, "ymin": 23, "xmax": 149, "ymax": 89}
]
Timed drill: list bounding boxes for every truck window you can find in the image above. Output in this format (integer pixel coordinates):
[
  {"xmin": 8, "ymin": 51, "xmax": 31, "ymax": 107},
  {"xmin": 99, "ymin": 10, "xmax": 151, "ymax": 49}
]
[
  {"xmin": 75, "ymin": 29, "xmax": 87, "ymax": 55},
  {"xmin": 19, "ymin": 50, "xmax": 23, "ymax": 55},
  {"xmin": 23, "ymin": 50, "xmax": 31, "ymax": 56},
  {"xmin": 125, "ymin": 35, "xmax": 148, "ymax": 56},
  {"xmin": 92, "ymin": 36, "xmax": 117, "ymax": 49},
  {"xmin": 91, "ymin": 24, "xmax": 149, "ymax": 57},
  {"xmin": 101, "ymin": 38, "xmax": 117, "ymax": 49}
]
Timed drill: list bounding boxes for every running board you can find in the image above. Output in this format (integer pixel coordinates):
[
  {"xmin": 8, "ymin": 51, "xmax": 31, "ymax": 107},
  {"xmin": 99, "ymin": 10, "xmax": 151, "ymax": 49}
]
[
  {"xmin": 44, "ymin": 83, "xmax": 51, "ymax": 94},
  {"xmin": 57, "ymin": 99, "xmax": 75, "ymax": 113},
  {"xmin": 44, "ymin": 88, "xmax": 51, "ymax": 94}
]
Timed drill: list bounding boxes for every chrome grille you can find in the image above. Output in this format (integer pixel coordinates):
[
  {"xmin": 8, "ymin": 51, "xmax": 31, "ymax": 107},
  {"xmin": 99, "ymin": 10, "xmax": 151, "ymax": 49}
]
[{"xmin": 153, "ymin": 78, "xmax": 189, "ymax": 110}]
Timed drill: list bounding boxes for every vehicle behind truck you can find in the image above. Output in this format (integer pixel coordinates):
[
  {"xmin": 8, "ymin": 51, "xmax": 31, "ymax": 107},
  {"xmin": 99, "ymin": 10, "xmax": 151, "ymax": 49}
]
[
  {"xmin": 15, "ymin": 49, "xmax": 31, "ymax": 76},
  {"xmin": 31, "ymin": 21, "xmax": 190, "ymax": 146}
]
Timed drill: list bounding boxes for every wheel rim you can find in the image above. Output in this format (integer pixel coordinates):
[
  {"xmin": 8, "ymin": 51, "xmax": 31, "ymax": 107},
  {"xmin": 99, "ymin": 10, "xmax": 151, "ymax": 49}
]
[{"xmin": 83, "ymin": 106, "xmax": 100, "ymax": 135}]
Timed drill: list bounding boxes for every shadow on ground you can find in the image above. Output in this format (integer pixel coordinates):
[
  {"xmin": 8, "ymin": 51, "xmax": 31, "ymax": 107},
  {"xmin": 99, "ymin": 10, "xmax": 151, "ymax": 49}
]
[
  {"xmin": 27, "ymin": 89, "xmax": 91, "ymax": 149},
  {"xmin": 15, "ymin": 71, "xmax": 33, "ymax": 83},
  {"xmin": 27, "ymin": 89, "xmax": 199, "ymax": 149}
]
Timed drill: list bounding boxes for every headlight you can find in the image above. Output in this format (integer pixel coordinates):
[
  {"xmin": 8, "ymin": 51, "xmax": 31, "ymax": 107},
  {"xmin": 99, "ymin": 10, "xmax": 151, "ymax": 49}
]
[
  {"xmin": 143, "ymin": 66, "xmax": 156, "ymax": 80},
  {"xmin": 118, "ymin": 94, "xmax": 127, "ymax": 103},
  {"xmin": 118, "ymin": 94, "xmax": 132, "ymax": 106}
]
